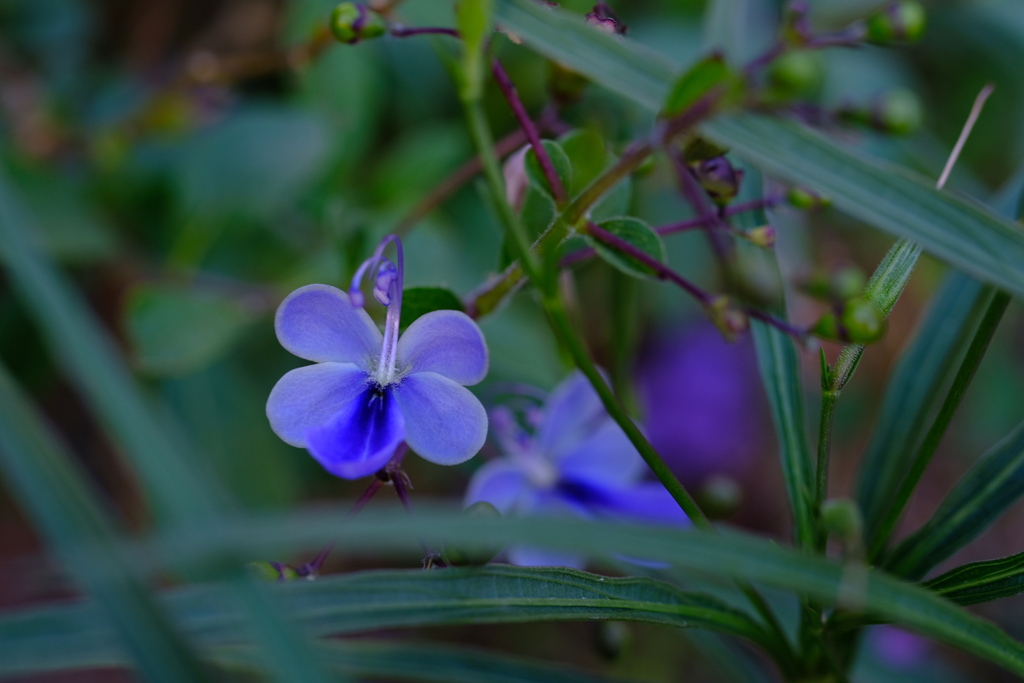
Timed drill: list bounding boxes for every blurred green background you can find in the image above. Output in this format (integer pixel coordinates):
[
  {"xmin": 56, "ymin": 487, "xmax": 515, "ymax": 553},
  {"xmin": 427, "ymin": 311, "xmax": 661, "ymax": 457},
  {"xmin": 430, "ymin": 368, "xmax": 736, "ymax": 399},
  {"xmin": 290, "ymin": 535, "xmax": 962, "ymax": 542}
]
[{"xmin": 1, "ymin": 0, "xmax": 1023, "ymax": 680}]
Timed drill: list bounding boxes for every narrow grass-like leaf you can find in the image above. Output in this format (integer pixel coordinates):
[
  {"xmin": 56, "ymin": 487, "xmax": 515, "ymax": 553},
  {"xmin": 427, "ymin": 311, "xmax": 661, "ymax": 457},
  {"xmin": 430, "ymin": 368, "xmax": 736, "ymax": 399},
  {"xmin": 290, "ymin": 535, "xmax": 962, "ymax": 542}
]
[
  {"xmin": 217, "ymin": 640, "xmax": 636, "ymax": 683},
  {"xmin": 0, "ymin": 167, "xmax": 335, "ymax": 683},
  {"xmin": 885, "ymin": 419, "xmax": 1024, "ymax": 580},
  {"xmin": 494, "ymin": 0, "xmax": 1024, "ymax": 300},
  {"xmin": 0, "ymin": 167, "xmax": 225, "ymax": 524},
  {"xmin": 751, "ymin": 321, "xmax": 814, "ymax": 548},
  {"xmin": 856, "ymin": 274, "xmax": 999, "ymax": 539},
  {"xmin": 867, "ymin": 290, "xmax": 1011, "ymax": 560},
  {"xmin": 923, "ymin": 552, "xmax": 1024, "ymax": 606},
  {"xmin": 0, "ymin": 364, "xmax": 215, "ymax": 683},
  {"xmin": 0, "ymin": 565, "xmax": 769, "ymax": 675},
  {"xmin": 97, "ymin": 510, "xmax": 1024, "ymax": 676}
]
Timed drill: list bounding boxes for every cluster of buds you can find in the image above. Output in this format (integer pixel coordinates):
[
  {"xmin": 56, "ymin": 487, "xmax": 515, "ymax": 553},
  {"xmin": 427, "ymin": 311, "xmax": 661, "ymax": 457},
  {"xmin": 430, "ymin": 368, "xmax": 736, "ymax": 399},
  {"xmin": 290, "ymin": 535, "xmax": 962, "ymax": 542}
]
[{"xmin": 329, "ymin": 2, "xmax": 387, "ymax": 44}]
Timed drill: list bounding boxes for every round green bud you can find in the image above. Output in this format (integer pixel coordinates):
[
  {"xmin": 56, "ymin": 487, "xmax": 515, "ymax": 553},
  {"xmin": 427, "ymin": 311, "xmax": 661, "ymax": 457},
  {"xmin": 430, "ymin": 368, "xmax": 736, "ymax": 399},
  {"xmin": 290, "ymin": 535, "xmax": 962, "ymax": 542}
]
[
  {"xmin": 696, "ymin": 475, "xmax": 744, "ymax": 520},
  {"xmin": 595, "ymin": 621, "xmax": 632, "ymax": 660},
  {"xmin": 812, "ymin": 298, "xmax": 886, "ymax": 343},
  {"xmin": 682, "ymin": 136, "xmax": 730, "ymax": 163},
  {"xmin": 832, "ymin": 267, "xmax": 868, "ymax": 301},
  {"xmin": 705, "ymin": 295, "xmax": 749, "ymax": 342},
  {"xmin": 876, "ymin": 89, "xmax": 922, "ymax": 135},
  {"xmin": 841, "ymin": 297, "xmax": 886, "ymax": 343},
  {"xmin": 767, "ymin": 51, "xmax": 824, "ymax": 99},
  {"xmin": 441, "ymin": 501, "xmax": 503, "ymax": 567},
  {"xmin": 866, "ymin": 1, "xmax": 926, "ymax": 44},
  {"xmin": 821, "ymin": 498, "xmax": 864, "ymax": 546},
  {"xmin": 330, "ymin": 3, "xmax": 386, "ymax": 45}
]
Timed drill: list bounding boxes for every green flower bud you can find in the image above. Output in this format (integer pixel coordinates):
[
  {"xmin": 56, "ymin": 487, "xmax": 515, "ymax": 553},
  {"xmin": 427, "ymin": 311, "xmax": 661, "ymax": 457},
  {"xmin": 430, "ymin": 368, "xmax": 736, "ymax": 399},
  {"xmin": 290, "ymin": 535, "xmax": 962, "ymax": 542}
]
[
  {"xmin": 865, "ymin": 1, "xmax": 926, "ymax": 45},
  {"xmin": 741, "ymin": 225, "xmax": 776, "ymax": 248},
  {"xmin": 681, "ymin": 136, "xmax": 730, "ymax": 162},
  {"xmin": 441, "ymin": 501, "xmax": 503, "ymax": 566},
  {"xmin": 696, "ymin": 475, "xmax": 744, "ymax": 520},
  {"xmin": 766, "ymin": 51, "xmax": 824, "ymax": 100},
  {"xmin": 595, "ymin": 621, "xmax": 632, "ymax": 660},
  {"xmin": 821, "ymin": 498, "xmax": 864, "ymax": 550},
  {"xmin": 812, "ymin": 298, "xmax": 886, "ymax": 344},
  {"xmin": 705, "ymin": 295, "xmax": 749, "ymax": 342},
  {"xmin": 330, "ymin": 3, "xmax": 387, "ymax": 45},
  {"xmin": 786, "ymin": 186, "xmax": 830, "ymax": 210},
  {"xmin": 875, "ymin": 88, "xmax": 922, "ymax": 135}
]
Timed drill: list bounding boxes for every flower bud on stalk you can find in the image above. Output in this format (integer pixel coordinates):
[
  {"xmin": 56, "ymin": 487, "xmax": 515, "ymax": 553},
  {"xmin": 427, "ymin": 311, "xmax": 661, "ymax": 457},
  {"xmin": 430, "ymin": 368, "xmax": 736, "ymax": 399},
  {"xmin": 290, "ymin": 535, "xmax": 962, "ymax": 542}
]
[
  {"xmin": 705, "ymin": 295, "xmax": 749, "ymax": 341},
  {"xmin": 694, "ymin": 156, "xmax": 744, "ymax": 206},
  {"xmin": 786, "ymin": 186, "xmax": 831, "ymax": 210},
  {"xmin": 330, "ymin": 2, "xmax": 387, "ymax": 44},
  {"xmin": 863, "ymin": 1, "xmax": 926, "ymax": 44},
  {"xmin": 812, "ymin": 297, "xmax": 886, "ymax": 344}
]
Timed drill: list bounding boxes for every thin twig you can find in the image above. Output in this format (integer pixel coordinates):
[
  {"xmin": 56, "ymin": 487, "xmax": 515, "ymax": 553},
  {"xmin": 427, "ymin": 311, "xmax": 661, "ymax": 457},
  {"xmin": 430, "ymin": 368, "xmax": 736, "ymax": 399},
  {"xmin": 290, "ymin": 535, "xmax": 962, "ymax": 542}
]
[{"xmin": 937, "ymin": 84, "xmax": 995, "ymax": 190}]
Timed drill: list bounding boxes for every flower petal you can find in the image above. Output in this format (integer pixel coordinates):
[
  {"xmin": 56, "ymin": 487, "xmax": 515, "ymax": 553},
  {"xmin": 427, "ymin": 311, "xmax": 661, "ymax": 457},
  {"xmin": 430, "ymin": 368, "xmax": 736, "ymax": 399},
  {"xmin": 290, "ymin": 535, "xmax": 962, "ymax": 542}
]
[
  {"xmin": 275, "ymin": 284, "xmax": 382, "ymax": 367},
  {"xmin": 398, "ymin": 310, "xmax": 488, "ymax": 385},
  {"xmin": 266, "ymin": 362, "xmax": 368, "ymax": 447},
  {"xmin": 556, "ymin": 420, "xmax": 647, "ymax": 489},
  {"xmin": 464, "ymin": 460, "xmax": 531, "ymax": 515},
  {"xmin": 392, "ymin": 372, "xmax": 487, "ymax": 466},
  {"xmin": 305, "ymin": 385, "xmax": 405, "ymax": 479},
  {"xmin": 535, "ymin": 370, "xmax": 608, "ymax": 458},
  {"xmin": 585, "ymin": 482, "xmax": 691, "ymax": 526}
]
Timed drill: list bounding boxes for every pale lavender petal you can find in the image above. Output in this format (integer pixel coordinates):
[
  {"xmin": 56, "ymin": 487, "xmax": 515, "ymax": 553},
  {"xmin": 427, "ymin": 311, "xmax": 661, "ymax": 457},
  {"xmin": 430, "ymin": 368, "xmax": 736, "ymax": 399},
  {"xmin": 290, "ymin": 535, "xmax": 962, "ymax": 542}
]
[
  {"xmin": 275, "ymin": 284, "xmax": 382, "ymax": 367},
  {"xmin": 536, "ymin": 371, "xmax": 608, "ymax": 458},
  {"xmin": 507, "ymin": 545, "xmax": 586, "ymax": 569},
  {"xmin": 464, "ymin": 460, "xmax": 531, "ymax": 514},
  {"xmin": 266, "ymin": 362, "xmax": 368, "ymax": 447},
  {"xmin": 393, "ymin": 372, "xmax": 487, "ymax": 466},
  {"xmin": 397, "ymin": 310, "xmax": 488, "ymax": 385},
  {"xmin": 505, "ymin": 493, "xmax": 587, "ymax": 568},
  {"xmin": 556, "ymin": 420, "xmax": 647, "ymax": 489},
  {"xmin": 305, "ymin": 386, "xmax": 405, "ymax": 479}
]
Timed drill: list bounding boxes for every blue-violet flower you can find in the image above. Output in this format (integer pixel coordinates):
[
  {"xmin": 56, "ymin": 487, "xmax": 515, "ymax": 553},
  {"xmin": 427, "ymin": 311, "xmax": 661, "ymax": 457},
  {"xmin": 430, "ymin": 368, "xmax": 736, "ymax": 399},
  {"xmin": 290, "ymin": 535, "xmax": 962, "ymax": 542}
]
[
  {"xmin": 267, "ymin": 235, "xmax": 489, "ymax": 479},
  {"xmin": 465, "ymin": 371, "xmax": 688, "ymax": 567}
]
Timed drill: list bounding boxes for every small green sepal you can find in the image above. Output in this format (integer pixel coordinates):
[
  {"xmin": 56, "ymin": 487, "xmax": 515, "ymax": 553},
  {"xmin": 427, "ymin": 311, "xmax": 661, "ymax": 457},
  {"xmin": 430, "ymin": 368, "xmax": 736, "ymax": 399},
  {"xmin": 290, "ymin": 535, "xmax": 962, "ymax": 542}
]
[{"xmin": 812, "ymin": 298, "xmax": 886, "ymax": 344}]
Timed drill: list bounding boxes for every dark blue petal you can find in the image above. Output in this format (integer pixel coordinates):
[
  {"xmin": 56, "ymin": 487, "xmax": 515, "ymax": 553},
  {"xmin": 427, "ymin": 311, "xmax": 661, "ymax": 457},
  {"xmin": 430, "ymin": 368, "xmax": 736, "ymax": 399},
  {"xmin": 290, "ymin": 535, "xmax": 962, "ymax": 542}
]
[
  {"xmin": 306, "ymin": 385, "xmax": 405, "ymax": 479},
  {"xmin": 557, "ymin": 480, "xmax": 690, "ymax": 526}
]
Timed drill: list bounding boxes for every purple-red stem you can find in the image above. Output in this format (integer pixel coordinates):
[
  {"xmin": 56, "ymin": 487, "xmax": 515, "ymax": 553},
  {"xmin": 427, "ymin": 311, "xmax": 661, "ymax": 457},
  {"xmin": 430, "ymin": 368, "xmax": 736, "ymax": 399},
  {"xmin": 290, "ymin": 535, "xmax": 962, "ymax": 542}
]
[
  {"xmin": 491, "ymin": 59, "xmax": 568, "ymax": 205},
  {"xmin": 389, "ymin": 26, "xmax": 460, "ymax": 38}
]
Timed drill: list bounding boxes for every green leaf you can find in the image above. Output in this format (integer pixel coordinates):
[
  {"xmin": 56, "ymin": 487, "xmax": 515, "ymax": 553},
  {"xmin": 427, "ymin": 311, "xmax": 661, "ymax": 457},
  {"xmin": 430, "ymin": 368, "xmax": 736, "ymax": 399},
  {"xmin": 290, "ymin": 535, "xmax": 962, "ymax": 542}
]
[
  {"xmin": 0, "ymin": 167, "xmax": 336, "ymax": 682},
  {"xmin": 662, "ymin": 54, "xmax": 735, "ymax": 118},
  {"xmin": 128, "ymin": 511, "xmax": 1024, "ymax": 676},
  {"xmin": 524, "ymin": 139, "xmax": 573, "ymax": 198},
  {"xmin": 494, "ymin": 0, "xmax": 1024, "ymax": 301},
  {"xmin": 885, "ymin": 419, "xmax": 1024, "ymax": 580},
  {"xmin": 856, "ymin": 274, "xmax": 1001, "ymax": 540},
  {"xmin": 751, "ymin": 320, "xmax": 815, "ymax": 548},
  {"xmin": 589, "ymin": 177, "xmax": 633, "ymax": 223},
  {"xmin": 0, "ymin": 565, "xmax": 770, "ymax": 675},
  {"xmin": 125, "ymin": 285, "xmax": 255, "ymax": 376},
  {"xmin": 558, "ymin": 129, "xmax": 607, "ymax": 195},
  {"xmin": 219, "ymin": 639, "xmax": 636, "ymax": 683},
  {"xmin": 399, "ymin": 286, "xmax": 467, "ymax": 330},
  {"xmin": 585, "ymin": 217, "xmax": 666, "ymax": 279},
  {"xmin": 0, "ymin": 364, "xmax": 215, "ymax": 683},
  {"xmin": 923, "ymin": 552, "xmax": 1024, "ymax": 606}
]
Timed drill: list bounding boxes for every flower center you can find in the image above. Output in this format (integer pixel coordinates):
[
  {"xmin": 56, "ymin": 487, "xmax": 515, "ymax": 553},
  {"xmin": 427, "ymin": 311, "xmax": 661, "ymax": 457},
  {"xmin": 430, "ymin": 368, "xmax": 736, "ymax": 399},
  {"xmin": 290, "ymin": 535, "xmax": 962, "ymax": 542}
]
[{"xmin": 516, "ymin": 452, "xmax": 559, "ymax": 490}]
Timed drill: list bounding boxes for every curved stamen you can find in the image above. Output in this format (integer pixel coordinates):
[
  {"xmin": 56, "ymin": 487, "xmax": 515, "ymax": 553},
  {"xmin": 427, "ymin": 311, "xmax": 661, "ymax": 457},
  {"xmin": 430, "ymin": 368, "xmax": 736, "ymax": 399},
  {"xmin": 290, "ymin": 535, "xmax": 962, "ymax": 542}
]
[{"xmin": 349, "ymin": 235, "xmax": 404, "ymax": 383}]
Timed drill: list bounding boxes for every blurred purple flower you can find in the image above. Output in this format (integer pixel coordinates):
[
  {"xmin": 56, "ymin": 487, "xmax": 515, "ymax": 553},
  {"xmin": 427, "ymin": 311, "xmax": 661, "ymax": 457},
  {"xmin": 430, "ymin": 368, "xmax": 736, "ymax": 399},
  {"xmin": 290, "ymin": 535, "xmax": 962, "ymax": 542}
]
[
  {"xmin": 868, "ymin": 626, "xmax": 930, "ymax": 669},
  {"xmin": 465, "ymin": 371, "xmax": 689, "ymax": 567},
  {"xmin": 638, "ymin": 324, "xmax": 766, "ymax": 483},
  {"xmin": 266, "ymin": 235, "xmax": 488, "ymax": 479}
]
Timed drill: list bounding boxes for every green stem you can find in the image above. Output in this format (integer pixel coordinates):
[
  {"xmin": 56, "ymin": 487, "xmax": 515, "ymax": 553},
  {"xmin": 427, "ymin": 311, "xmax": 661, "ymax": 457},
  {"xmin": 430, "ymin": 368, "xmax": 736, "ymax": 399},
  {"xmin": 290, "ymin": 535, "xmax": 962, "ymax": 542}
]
[
  {"xmin": 814, "ymin": 390, "xmax": 839, "ymax": 537},
  {"xmin": 868, "ymin": 291, "xmax": 1010, "ymax": 561}
]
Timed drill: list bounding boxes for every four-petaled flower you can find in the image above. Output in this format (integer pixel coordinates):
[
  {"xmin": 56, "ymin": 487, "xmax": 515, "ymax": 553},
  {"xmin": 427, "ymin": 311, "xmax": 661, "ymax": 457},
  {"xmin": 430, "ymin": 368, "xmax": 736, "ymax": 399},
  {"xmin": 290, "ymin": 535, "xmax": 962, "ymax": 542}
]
[
  {"xmin": 465, "ymin": 371, "xmax": 689, "ymax": 567},
  {"xmin": 267, "ymin": 235, "xmax": 489, "ymax": 479}
]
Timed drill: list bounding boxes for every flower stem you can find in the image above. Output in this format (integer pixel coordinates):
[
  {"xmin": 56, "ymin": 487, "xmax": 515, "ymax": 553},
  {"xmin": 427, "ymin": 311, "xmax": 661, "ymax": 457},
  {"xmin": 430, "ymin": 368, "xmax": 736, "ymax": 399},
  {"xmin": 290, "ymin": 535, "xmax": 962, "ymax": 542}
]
[{"xmin": 813, "ymin": 389, "xmax": 839, "ymax": 548}]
